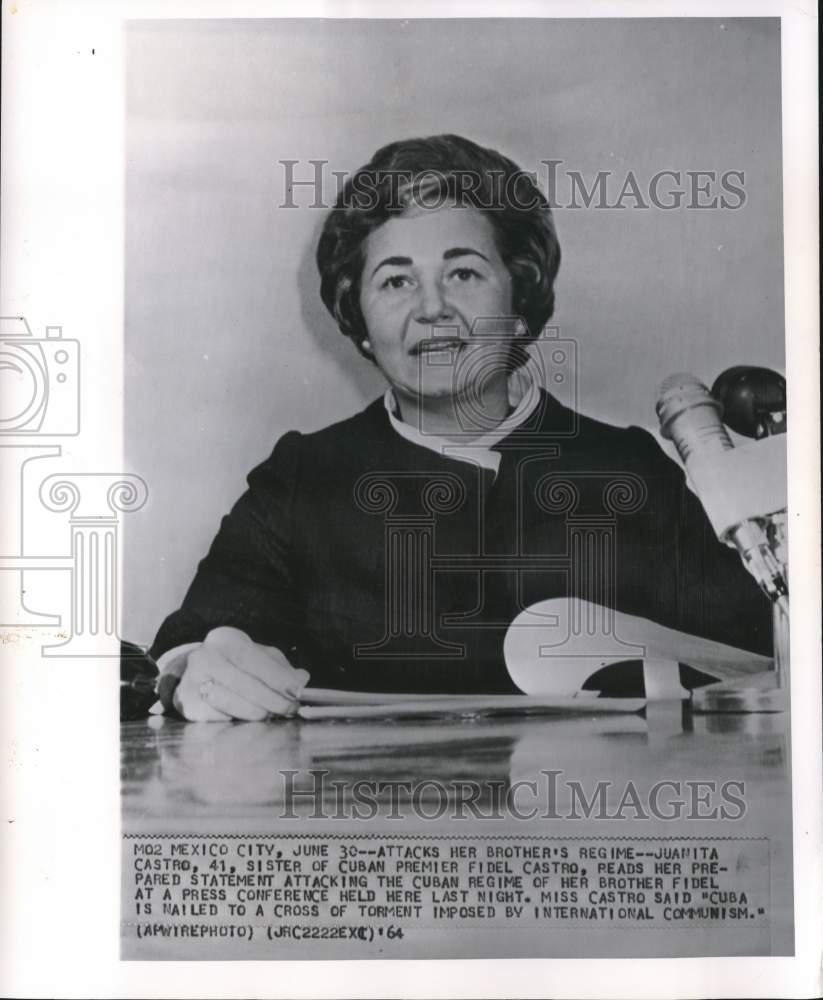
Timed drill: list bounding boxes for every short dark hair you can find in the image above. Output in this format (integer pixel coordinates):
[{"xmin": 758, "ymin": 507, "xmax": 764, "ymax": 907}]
[{"xmin": 316, "ymin": 134, "xmax": 561, "ymax": 360}]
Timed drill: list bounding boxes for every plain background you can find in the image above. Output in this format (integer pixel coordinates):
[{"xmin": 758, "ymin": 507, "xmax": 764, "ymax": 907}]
[{"xmin": 124, "ymin": 17, "xmax": 784, "ymax": 645}]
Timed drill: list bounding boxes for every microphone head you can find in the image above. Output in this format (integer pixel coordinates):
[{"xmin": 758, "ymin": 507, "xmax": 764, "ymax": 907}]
[
  {"xmin": 711, "ymin": 366, "xmax": 786, "ymax": 438},
  {"xmin": 656, "ymin": 373, "xmax": 724, "ymax": 440}
]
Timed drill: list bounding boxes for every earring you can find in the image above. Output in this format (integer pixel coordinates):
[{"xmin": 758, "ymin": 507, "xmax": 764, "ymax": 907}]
[{"xmin": 361, "ymin": 338, "xmax": 372, "ymax": 351}]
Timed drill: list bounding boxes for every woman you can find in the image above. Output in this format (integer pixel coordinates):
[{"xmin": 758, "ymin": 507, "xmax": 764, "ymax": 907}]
[{"xmin": 150, "ymin": 134, "xmax": 770, "ymax": 721}]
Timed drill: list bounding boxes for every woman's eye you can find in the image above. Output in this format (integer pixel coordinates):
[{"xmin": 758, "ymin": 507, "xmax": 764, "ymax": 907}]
[
  {"xmin": 449, "ymin": 267, "xmax": 482, "ymax": 282},
  {"xmin": 381, "ymin": 274, "xmax": 412, "ymax": 290}
]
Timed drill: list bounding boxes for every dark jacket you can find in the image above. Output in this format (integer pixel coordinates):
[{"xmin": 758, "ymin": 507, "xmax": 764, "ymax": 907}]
[{"xmin": 151, "ymin": 391, "xmax": 772, "ymax": 692}]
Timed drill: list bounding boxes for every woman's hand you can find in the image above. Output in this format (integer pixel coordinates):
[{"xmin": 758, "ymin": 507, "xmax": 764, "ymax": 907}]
[{"xmin": 172, "ymin": 626, "xmax": 310, "ymax": 721}]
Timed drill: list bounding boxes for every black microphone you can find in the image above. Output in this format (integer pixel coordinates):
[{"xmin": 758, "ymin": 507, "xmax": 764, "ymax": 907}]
[
  {"xmin": 711, "ymin": 366, "xmax": 787, "ymax": 439},
  {"xmin": 656, "ymin": 373, "xmax": 788, "ymax": 608},
  {"xmin": 120, "ymin": 641, "xmax": 160, "ymax": 720}
]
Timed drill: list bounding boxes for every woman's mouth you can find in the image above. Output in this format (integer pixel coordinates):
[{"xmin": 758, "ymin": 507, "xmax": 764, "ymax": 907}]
[{"xmin": 411, "ymin": 338, "xmax": 467, "ymax": 356}]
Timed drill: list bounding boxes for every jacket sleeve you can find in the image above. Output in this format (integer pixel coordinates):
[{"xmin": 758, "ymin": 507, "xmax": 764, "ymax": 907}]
[
  {"xmin": 625, "ymin": 426, "xmax": 774, "ymax": 657},
  {"xmin": 149, "ymin": 430, "xmax": 306, "ymax": 661}
]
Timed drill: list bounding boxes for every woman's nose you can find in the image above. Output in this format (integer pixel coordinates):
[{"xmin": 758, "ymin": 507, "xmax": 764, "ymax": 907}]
[{"xmin": 413, "ymin": 279, "xmax": 453, "ymax": 325}]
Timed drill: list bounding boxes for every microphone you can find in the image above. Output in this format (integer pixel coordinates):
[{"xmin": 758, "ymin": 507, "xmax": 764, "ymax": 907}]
[
  {"xmin": 656, "ymin": 373, "xmax": 788, "ymax": 610},
  {"xmin": 656, "ymin": 372, "xmax": 734, "ymax": 460},
  {"xmin": 711, "ymin": 366, "xmax": 787, "ymax": 439},
  {"xmin": 712, "ymin": 366, "xmax": 789, "ymax": 573}
]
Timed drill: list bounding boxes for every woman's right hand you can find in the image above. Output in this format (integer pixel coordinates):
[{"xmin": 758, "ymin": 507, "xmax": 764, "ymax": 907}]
[{"xmin": 172, "ymin": 626, "xmax": 310, "ymax": 721}]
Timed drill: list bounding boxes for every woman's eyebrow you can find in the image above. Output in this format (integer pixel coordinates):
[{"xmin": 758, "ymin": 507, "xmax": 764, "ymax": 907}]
[
  {"xmin": 443, "ymin": 247, "xmax": 490, "ymax": 263},
  {"xmin": 370, "ymin": 255, "xmax": 412, "ymax": 278},
  {"xmin": 370, "ymin": 247, "xmax": 490, "ymax": 279}
]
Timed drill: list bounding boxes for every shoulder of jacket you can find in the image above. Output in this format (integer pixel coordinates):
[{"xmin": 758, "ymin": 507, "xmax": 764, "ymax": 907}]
[
  {"xmin": 251, "ymin": 398, "xmax": 387, "ymax": 484},
  {"xmin": 298, "ymin": 397, "xmax": 386, "ymax": 449},
  {"xmin": 549, "ymin": 401, "xmax": 680, "ymax": 477}
]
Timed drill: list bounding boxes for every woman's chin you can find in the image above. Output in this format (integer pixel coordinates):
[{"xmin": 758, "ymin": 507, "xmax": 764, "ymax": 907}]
[{"xmin": 393, "ymin": 373, "xmax": 461, "ymax": 402}]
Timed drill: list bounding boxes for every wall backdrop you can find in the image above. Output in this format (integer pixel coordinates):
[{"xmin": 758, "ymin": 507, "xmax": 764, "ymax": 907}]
[{"xmin": 124, "ymin": 18, "xmax": 783, "ymax": 644}]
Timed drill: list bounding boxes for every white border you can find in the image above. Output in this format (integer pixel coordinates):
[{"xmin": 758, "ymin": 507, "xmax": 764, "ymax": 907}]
[{"xmin": 1, "ymin": 1, "xmax": 819, "ymax": 997}]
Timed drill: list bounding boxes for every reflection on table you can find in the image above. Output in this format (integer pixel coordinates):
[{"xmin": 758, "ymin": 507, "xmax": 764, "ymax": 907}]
[{"xmin": 122, "ymin": 705, "xmax": 789, "ymax": 826}]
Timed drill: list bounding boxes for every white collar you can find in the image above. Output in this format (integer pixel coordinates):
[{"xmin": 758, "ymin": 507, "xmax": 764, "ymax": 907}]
[{"xmin": 383, "ymin": 371, "xmax": 542, "ymax": 475}]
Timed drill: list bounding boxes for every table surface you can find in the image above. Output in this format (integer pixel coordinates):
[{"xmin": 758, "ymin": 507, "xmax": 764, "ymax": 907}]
[
  {"xmin": 122, "ymin": 703, "xmax": 790, "ymax": 820},
  {"xmin": 121, "ymin": 703, "xmax": 793, "ymax": 956}
]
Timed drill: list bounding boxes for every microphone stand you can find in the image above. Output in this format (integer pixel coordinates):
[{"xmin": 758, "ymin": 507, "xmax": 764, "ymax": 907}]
[
  {"xmin": 659, "ymin": 368, "xmax": 789, "ymax": 714},
  {"xmin": 691, "ymin": 566, "xmax": 789, "ymax": 713}
]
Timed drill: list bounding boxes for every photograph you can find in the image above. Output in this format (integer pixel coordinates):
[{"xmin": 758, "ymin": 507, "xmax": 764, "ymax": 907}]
[
  {"xmin": 120, "ymin": 16, "xmax": 793, "ymax": 960},
  {"xmin": 1, "ymin": 3, "xmax": 819, "ymax": 996}
]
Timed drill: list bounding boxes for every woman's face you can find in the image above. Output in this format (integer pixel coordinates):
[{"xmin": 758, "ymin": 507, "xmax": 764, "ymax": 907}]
[{"xmin": 358, "ymin": 204, "xmax": 518, "ymax": 407}]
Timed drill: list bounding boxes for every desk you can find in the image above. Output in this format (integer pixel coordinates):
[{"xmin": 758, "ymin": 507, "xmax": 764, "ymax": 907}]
[{"xmin": 121, "ymin": 705, "xmax": 793, "ymax": 958}]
